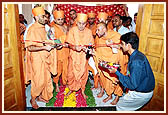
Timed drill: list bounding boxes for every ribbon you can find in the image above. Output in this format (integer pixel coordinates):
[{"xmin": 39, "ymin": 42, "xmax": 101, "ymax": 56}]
[{"xmin": 21, "ymin": 39, "xmax": 121, "ymax": 48}]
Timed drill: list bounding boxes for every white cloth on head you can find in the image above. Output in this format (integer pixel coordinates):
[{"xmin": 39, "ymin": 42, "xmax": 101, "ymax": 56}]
[{"xmin": 116, "ymin": 90, "xmax": 153, "ymax": 111}]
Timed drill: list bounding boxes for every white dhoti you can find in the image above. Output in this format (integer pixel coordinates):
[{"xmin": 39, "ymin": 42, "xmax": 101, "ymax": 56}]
[{"xmin": 116, "ymin": 90, "xmax": 153, "ymax": 111}]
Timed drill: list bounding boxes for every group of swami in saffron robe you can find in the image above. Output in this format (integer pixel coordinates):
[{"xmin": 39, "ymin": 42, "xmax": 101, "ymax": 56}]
[{"xmin": 21, "ymin": 5, "xmax": 133, "ymax": 109}]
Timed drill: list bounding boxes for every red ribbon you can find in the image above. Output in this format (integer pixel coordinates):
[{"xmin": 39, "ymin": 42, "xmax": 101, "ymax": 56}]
[{"xmin": 22, "ymin": 39, "xmax": 121, "ymax": 48}]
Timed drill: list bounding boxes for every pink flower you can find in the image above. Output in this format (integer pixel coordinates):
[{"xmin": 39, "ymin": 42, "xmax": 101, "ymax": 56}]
[
  {"xmin": 54, "ymin": 85, "xmax": 66, "ymax": 107},
  {"xmin": 76, "ymin": 89, "xmax": 87, "ymax": 107}
]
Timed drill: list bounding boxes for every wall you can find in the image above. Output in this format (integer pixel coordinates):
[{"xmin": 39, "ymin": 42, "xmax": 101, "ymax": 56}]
[
  {"xmin": 127, "ymin": 3, "xmax": 139, "ymax": 19},
  {"xmin": 19, "ymin": 4, "xmax": 33, "ymax": 25}
]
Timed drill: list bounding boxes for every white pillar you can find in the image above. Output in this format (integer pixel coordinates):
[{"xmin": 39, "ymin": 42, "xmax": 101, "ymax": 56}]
[{"xmin": 22, "ymin": 4, "xmax": 33, "ymax": 25}]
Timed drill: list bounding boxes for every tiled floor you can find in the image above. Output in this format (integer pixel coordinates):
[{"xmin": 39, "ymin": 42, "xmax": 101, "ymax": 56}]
[
  {"xmin": 89, "ymin": 78, "xmax": 117, "ymax": 107},
  {"xmin": 26, "ymin": 78, "xmax": 116, "ymax": 108},
  {"xmin": 26, "ymin": 84, "xmax": 46, "ymax": 107}
]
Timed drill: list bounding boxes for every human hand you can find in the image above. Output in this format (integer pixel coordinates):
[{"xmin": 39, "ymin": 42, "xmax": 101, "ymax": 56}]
[
  {"xmin": 87, "ymin": 48, "xmax": 95, "ymax": 56},
  {"xmin": 56, "ymin": 45, "xmax": 63, "ymax": 50},
  {"xmin": 44, "ymin": 40, "xmax": 55, "ymax": 46},
  {"xmin": 75, "ymin": 45, "xmax": 83, "ymax": 52},
  {"xmin": 106, "ymin": 39, "xmax": 113, "ymax": 48},
  {"xmin": 113, "ymin": 78, "xmax": 119, "ymax": 85},
  {"xmin": 44, "ymin": 45, "xmax": 54, "ymax": 52},
  {"xmin": 122, "ymin": 4, "xmax": 127, "ymax": 10},
  {"xmin": 63, "ymin": 43, "xmax": 69, "ymax": 48},
  {"xmin": 82, "ymin": 46, "xmax": 87, "ymax": 53},
  {"xmin": 108, "ymin": 67, "xmax": 117, "ymax": 73}
]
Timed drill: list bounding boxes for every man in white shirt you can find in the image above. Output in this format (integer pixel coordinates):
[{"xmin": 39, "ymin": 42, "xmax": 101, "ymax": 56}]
[
  {"xmin": 112, "ymin": 14, "xmax": 130, "ymax": 35},
  {"xmin": 132, "ymin": 13, "xmax": 138, "ymax": 32},
  {"xmin": 122, "ymin": 16, "xmax": 135, "ymax": 32}
]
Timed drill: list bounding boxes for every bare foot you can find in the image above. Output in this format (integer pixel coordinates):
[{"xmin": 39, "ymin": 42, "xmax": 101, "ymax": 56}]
[
  {"xmin": 82, "ymin": 92, "xmax": 88, "ymax": 99},
  {"xmin": 36, "ymin": 96, "xmax": 49, "ymax": 103},
  {"xmin": 30, "ymin": 99, "xmax": 39, "ymax": 109},
  {"xmin": 97, "ymin": 83, "xmax": 101, "ymax": 89},
  {"xmin": 91, "ymin": 87, "xmax": 101, "ymax": 91},
  {"xmin": 92, "ymin": 82, "xmax": 101, "ymax": 90},
  {"xmin": 55, "ymin": 84, "xmax": 60, "ymax": 92},
  {"xmin": 65, "ymin": 90, "xmax": 72, "ymax": 97},
  {"xmin": 97, "ymin": 88, "xmax": 104, "ymax": 98},
  {"xmin": 103, "ymin": 95, "xmax": 112, "ymax": 103},
  {"xmin": 90, "ymin": 87, "xmax": 96, "ymax": 90},
  {"xmin": 56, "ymin": 87, "xmax": 60, "ymax": 92},
  {"xmin": 110, "ymin": 96, "xmax": 119, "ymax": 105}
]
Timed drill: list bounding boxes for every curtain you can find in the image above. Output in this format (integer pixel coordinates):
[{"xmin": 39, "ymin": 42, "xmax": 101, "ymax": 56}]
[{"xmin": 54, "ymin": 4, "xmax": 127, "ymax": 24}]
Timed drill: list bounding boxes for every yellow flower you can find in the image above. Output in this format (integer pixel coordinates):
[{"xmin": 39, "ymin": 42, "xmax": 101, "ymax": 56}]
[
  {"xmin": 108, "ymin": 62, "xmax": 113, "ymax": 66},
  {"xmin": 63, "ymin": 88, "xmax": 76, "ymax": 107}
]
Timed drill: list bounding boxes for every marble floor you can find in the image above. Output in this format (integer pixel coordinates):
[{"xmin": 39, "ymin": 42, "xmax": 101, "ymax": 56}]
[{"xmin": 26, "ymin": 77, "xmax": 117, "ymax": 109}]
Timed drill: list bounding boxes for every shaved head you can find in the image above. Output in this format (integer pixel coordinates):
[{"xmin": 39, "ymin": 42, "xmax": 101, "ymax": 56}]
[
  {"xmin": 96, "ymin": 22, "xmax": 107, "ymax": 38},
  {"xmin": 97, "ymin": 22, "xmax": 107, "ymax": 29}
]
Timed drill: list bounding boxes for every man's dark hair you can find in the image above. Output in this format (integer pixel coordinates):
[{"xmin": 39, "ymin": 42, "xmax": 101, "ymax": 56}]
[
  {"xmin": 19, "ymin": 14, "xmax": 24, "ymax": 17},
  {"xmin": 34, "ymin": 4, "xmax": 41, "ymax": 8},
  {"xmin": 127, "ymin": 16, "xmax": 132, "ymax": 22},
  {"xmin": 70, "ymin": 9, "xmax": 76, "ymax": 13},
  {"xmin": 121, "ymin": 16, "xmax": 127, "ymax": 24},
  {"xmin": 115, "ymin": 14, "xmax": 122, "ymax": 20},
  {"xmin": 121, "ymin": 16, "xmax": 132, "ymax": 25},
  {"xmin": 134, "ymin": 13, "xmax": 138, "ymax": 16},
  {"xmin": 45, "ymin": 10, "xmax": 51, "ymax": 17},
  {"xmin": 24, "ymin": 19, "xmax": 27, "ymax": 24},
  {"xmin": 120, "ymin": 32, "xmax": 139, "ymax": 50}
]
